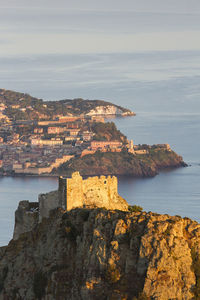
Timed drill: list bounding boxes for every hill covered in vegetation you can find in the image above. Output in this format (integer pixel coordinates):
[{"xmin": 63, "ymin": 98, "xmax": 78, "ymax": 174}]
[
  {"xmin": 54, "ymin": 148, "xmax": 186, "ymax": 177},
  {"xmin": 0, "ymin": 89, "xmax": 134, "ymax": 121},
  {"xmin": 91, "ymin": 122, "xmax": 127, "ymax": 142}
]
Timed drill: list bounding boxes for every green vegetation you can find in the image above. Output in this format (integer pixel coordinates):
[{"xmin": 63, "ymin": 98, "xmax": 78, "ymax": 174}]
[
  {"xmin": 46, "ymin": 98, "xmax": 130, "ymax": 115},
  {"xmin": 0, "ymin": 89, "xmax": 42, "ymax": 106},
  {"xmin": 55, "ymin": 148, "xmax": 184, "ymax": 177},
  {"xmin": 0, "ymin": 89, "xmax": 132, "ymax": 121},
  {"xmin": 92, "ymin": 122, "xmax": 127, "ymax": 142},
  {"xmin": 128, "ymin": 205, "xmax": 143, "ymax": 212}
]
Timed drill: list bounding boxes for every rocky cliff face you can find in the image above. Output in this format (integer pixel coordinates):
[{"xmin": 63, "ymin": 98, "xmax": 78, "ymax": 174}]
[
  {"xmin": 86, "ymin": 105, "xmax": 134, "ymax": 116},
  {"xmin": 1, "ymin": 208, "xmax": 200, "ymax": 299}
]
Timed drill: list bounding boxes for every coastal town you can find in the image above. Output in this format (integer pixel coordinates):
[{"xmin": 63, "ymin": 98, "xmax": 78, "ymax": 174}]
[
  {"xmin": 0, "ymin": 89, "xmax": 172, "ymax": 176},
  {"xmin": 0, "ymin": 110, "xmax": 134, "ymax": 175}
]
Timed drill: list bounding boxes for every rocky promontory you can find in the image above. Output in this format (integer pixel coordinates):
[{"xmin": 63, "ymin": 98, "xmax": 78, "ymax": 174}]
[
  {"xmin": 55, "ymin": 148, "xmax": 186, "ymax": 177},
  {"xmin": 0, "ymin": 89, "xmax": 134, "ymax": 120},
  {"xmin": 0, "ymin": 208, "xmax": 200, "ymax": 299}
]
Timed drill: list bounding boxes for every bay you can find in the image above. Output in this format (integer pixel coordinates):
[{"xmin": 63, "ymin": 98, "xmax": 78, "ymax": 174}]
[{"xmin": 0, "ymin": 50, "xmax": 200, "ymax": 246}]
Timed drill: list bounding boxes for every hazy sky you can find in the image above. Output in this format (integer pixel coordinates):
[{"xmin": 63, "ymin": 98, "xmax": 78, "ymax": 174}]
[{"xmin": 1, "ymin": 0, "xmax": 200, "ymax": 55}]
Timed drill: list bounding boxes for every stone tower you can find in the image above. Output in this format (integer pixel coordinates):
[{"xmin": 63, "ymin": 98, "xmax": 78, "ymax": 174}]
[{"xmin": 59, "ymin": 172, "xmax": 128, "ymax": 211}]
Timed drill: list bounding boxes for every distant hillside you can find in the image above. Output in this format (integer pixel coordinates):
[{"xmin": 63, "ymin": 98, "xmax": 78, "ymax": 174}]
[
  {"xmin": 54, "ymin": 148, "xmax": 186, "ymax": 177},
  {"xmin": 0, "ymin": 89, "xmax": 134, "ymax": 121},
  {"xmin": 91, "ymin": 122, "xmax": 127, "ymax": 142}
]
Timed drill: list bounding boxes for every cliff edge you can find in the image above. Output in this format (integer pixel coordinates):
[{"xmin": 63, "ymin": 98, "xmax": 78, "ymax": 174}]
[{"xmin": 1, "ymin": 208, "xmax": 200, "ymax": 299}]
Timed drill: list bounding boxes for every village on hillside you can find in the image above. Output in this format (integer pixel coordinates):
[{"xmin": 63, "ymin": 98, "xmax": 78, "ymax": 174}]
[{"xmin": 0, "ymin": 93, "xmax": 170, "ymax": 176}]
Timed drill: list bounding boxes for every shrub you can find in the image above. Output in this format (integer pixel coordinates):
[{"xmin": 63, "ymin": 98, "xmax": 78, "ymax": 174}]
[{"xmin": 128, "ymin": 205, "xmax": 143, "ymax": 213}]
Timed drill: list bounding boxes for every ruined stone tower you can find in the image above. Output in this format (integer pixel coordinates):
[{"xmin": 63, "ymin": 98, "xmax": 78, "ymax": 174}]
[
  {"xmin": 59, "ymin": 172, "xmax": 128, "ymax": 211},
  {"xmin": 13, "ymin": 172, "xmax": 128, "ymax": 240}
]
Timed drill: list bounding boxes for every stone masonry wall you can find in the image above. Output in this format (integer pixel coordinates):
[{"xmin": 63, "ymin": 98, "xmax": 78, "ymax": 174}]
[
  {"xmin": 13, "ymin": 201, "xmax": 39, "ymax": 240},
  {"xmin": 59, "ymin": 172, "xmax": 128, "ymax": 211},
  {"xmin": 13, "ymin": 173, "xmax": 128, "ymax": 241}
]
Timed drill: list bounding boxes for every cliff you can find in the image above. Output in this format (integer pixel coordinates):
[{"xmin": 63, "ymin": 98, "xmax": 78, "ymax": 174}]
[
  {"xmin": 1, "ymin": 208, "xmax": 200, "ymax": 299},
  {"xmin": 86, "ymin": 105, "xmax": 134, "ymax": 117},
  {"xmin": 55, "ymin": 149, "xmax": 186, "ymax": 177}
]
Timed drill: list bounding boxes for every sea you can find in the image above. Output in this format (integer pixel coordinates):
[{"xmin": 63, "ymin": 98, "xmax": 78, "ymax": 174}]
[{"xmin": 0, "ymin": 50, "xmax": 200, "ymax": 246}]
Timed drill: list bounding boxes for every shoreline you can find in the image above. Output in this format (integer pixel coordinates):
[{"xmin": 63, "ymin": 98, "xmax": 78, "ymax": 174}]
[{"xmin": 0, "ymin": 163, "xmax": 187, "ymax": 179}]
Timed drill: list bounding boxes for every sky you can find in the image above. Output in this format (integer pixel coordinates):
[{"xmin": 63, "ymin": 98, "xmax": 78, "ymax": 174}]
[{"xmin": 1, "ymin": 0, "xmax": 200, "ymax": 55}]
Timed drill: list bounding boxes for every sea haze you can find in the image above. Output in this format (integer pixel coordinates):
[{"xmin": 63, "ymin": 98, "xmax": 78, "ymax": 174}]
[{"xmin": 0, "ymin": 50, "xmax": 200, "ymax": 246}]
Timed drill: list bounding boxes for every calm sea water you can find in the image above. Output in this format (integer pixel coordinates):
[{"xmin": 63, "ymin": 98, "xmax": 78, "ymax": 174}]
[{"xmin": 0, "ymin": 51, "xmax": 200, "ymax": 245}]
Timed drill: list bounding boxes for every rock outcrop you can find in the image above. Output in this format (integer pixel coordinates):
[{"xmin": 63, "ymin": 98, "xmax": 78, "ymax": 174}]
[
  {"xmin": 86, "ymin": 105, "xmax": 135, "ymax": 116},
  {"xmin": 2, "ymin": 208, "xmax": 200, "ymax": 299}
]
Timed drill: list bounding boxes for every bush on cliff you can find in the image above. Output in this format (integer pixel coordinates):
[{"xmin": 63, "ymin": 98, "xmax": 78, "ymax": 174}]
[{"xmin": 128, "ymin": 205, "xmax": 143, "ymax": 213}]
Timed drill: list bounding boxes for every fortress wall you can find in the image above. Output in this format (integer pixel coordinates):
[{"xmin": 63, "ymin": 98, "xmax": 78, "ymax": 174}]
[
  {"xmin": 13, "ymin": 201, "xmax": 39, "ymax": 240},
  {"xmin": 58, "ymin": 177, "xmax": 67, "ymax": 209},
  {"xmin": 61, "ymin": 172, "xmax": 122, "ymax": 211},
  {"xmin": 82, "ymin": 175, "xmax": 109, "ymax": 208},
  {"xmin": 81, "ymin": 175, "xmax": 118, "ymax": 208},
  {"xmin": 13, "ymin": 173, "xmax": 128, "ymax": 241},
  {"xmin": 66, "ymin": 172, "xmax": 83, "ymax": 210},
  {"xmin": 39, "ymin": 191, "xmax": 59, "ymax": 222},
  {"xmin": 107, "ymin": 175, "xmax": 118, "ymax": 201},
  {"xmin": 58, "ymin": 172, "xmax": 128, "ymax": 212}
]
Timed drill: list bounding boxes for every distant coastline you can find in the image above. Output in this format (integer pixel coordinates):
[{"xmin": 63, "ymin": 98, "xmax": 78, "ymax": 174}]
[
  {"xmin": 0, "ymin": 147, "xmax": 187, "ymax": 179},
  {"xmin": 0, "ymin": 89, "xmax": 185, "ymax": 180}
]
